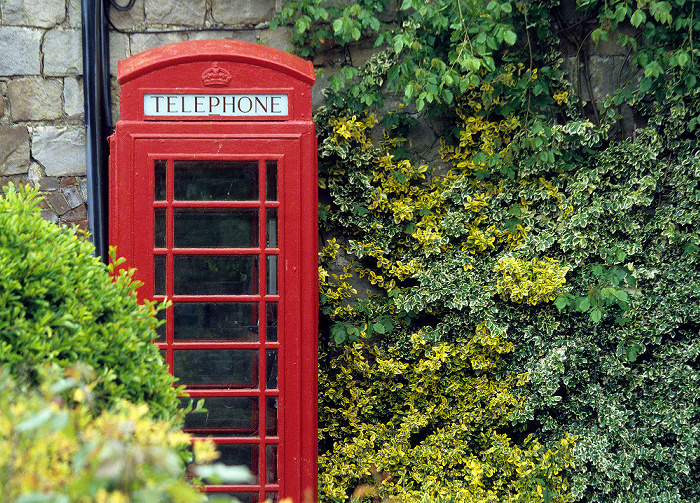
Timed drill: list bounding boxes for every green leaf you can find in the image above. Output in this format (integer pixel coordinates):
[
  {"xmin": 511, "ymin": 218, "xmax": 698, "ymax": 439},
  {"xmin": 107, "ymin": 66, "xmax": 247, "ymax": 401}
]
[
  {"xmin": 644, "ymin": 60, "xmax": 663, "ymax": 78},
  {"xmin": 590, "ymin": 308, "xmax": 603, "ymax": 323},
  {"xmin": 554, "ymin": 295, "xmax": 567, "ymax": 311},
  {"xmin": 16, "ymin": 407, "xmax": 54, "ymax": 433},
  {"xmin": 504, "ymin": 30, "xmax": 517, "ymax": 46},
  {"xmin": 630, "ymin": 9, "xmax": 646, "ymax": 27},
  {"xmin": 14, "ymin": 493, "xmax": 69, "ymax": 503},
  {"xmin": 194, "ymin": 464, "xmax": 256, "ymax": 484},
  {"xmin": 577, "ymin": 297, "xmax": 591, "ymax": 313},
  {"xmin": 50, "ymin": 377, "xmax": 77, "ymax": 394},
  {"xmin": 614, "ymin": 290, "xmax": 628, "ymax": 302},
  {"xmin": 675, "ymin": 50, "xmax": 690, "ymax": 68},
  {"xmin": 373, "ymin": 322, "xmax": 386, "ymax": 334}
]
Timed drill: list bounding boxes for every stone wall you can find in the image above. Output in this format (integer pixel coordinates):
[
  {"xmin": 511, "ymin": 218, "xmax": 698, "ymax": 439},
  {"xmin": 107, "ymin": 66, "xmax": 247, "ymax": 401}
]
[{"xmin": 0, "ymin": 0, "xmax": 300, "ymax": 231}]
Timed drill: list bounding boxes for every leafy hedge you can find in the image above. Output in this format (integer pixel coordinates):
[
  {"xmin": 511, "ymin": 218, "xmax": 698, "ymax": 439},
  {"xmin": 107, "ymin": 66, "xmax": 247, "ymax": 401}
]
[
  {"xmin": 0, "ymin": 184, "xmax": 180, "ymax": 420},
  {"xmin": 0, "ymin": 364, "xmax": 221, "ymax": 502},
  {"xmin": 276, "ymin": 0, "xmax": 700, "ymax": 501}
]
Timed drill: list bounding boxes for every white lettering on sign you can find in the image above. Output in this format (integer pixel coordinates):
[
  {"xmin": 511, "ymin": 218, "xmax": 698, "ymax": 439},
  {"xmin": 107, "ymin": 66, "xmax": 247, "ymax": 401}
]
[{"xmin": 144, "ymin": 94, "xmax": 289, "ymax": 117}]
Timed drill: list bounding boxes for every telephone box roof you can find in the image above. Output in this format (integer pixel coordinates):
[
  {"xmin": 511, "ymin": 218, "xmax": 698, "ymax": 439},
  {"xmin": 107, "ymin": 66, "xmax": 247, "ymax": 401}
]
[{"xmin": 118, "ymin": 39, "xmax": 315, "ymax": 86}]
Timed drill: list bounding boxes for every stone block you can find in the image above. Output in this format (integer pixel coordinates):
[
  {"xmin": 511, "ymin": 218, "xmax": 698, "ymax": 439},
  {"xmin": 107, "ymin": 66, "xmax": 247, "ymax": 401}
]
[
  {"xmin": 60, "ymin": 203, "xmax": 87, "ymax": 221},
  {"xmin": 187, "ymin": 30, "xmax": 257, "ymax": 43},
  {"xmin": 45, "ymin": 189, "xmax": 71, "ymax": 215},
  {"xmin": 0, "ymin": 27, "xmax": 42, "ymax": 75},
  {"xmin": 27, "ymin": 162, "xmax": 43, "ymax": 186},
  {"xmin": 68, "ymin": 0, "xmax": 82, "ymax": 27},
  {"xmin": 130, "ymin": 32, "xmax": 187, "ymax": 56},
  {"xmin": 145, "ymin": 0, "xmax": 206, "ymax": 26},
  {"xmin": 349, "ymin": 39, "xmax": 378, "ymax": 68},
  {"xmin": 110, "ymin": 77, "xmax": 120, "ymax": 125},
  {"xmin": 378, "ymin": 0, "xmax": 398, "ymax": 23},
  {"xmin": 212, "ymin": 0, "xmax": 275, "ymax": 26},
  {"xmin": 109, "ymin": 32, "xmax": 131, "ymax": 75},
  {"xmin": 31, "ymin": 126, "xmax": 86, "ymax": 177},
  {"xmin": 592, "ymin": 24, "xmax": 639, "ymax": 57},
  {"xmin": 62, "ymin": 184, "xmax": 84, "ymax": 208},
  {"xmin": 43, "ymin": 29, "xmax": 83, "ymax": 76},
  {"xmin": 0, "ymin": 175, "xmax": 31, "ymax": 191},
  {"xmin": 60, "ymin": 175, "xmax": 77, "ymax": 188},
  {"xmin": 256, "ymin": 26, "xmax": 292, "ymax": 52},
  {"xmin": 0, "ymin": 125, "xmax": 30, "ymax": 175},
  {"xmin": 40, "ymin": 208, "xmax": 59, "ymax": 223},
  {"xmin": 589, "ymin": 55, "xmax": 639, "ymax": 101},
  {"xmin": 108, "ymin": 0, "xmax": 146, "ymax": 30},
  {"xmin": 37, "ymin": 176, "xmax": 61, "ymax": 191},
  {"xmin": 64, "ymin": 77, "xmax": 84, "ymax": 118},
  {"xmin": 7, "ymin": 77, "xmax": 63, "ymax": 121},
  {"xmin": 1, "ymin": 0, "xmax": 65, "ymax": 28},
  {"xmin": 561, "ymin": 57, "xmax": 589, "ymax": 102},
  {"xmin": 312, "ymin": 72, "xmax": 332, "ymax": 112}
]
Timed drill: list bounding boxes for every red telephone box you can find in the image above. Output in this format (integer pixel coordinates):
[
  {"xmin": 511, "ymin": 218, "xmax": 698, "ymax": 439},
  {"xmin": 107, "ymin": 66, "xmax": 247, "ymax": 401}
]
[{"xmin": 109, "ymin": 39, "xmax": 318, "ymax": 502}]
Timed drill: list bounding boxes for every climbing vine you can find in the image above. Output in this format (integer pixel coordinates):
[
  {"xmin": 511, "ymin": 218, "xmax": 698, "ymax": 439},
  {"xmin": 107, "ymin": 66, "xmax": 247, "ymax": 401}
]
[{"xmin": 277, "ymin": 0, "xmax": 700, "ymax": 502}]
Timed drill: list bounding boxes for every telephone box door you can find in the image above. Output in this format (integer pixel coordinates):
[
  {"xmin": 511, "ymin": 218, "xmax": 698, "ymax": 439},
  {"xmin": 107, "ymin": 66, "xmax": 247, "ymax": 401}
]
[{"xmin": 114, "ymin": 130, "xmax": 318, "ymax": 502}]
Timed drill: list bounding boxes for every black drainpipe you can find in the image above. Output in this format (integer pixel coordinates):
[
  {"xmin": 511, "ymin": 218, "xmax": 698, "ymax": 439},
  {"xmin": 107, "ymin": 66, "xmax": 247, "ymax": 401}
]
[{"xmin": 81, "ymin": 0, "xmax": 112, "ymax": 261}]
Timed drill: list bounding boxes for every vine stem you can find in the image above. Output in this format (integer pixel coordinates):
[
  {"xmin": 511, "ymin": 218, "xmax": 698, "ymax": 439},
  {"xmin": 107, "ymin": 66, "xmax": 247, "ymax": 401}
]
[
  {"xmin": 690, "ymin": 3, "xmax": 695, "ymax": 66},
  {"xmin": 523, "ymin": 7, "xmax": 534, "ymax": 128}
]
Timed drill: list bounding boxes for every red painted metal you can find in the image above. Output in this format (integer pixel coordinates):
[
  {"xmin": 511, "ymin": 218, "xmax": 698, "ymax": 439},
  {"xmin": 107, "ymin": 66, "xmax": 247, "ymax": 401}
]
[{"xmin": 109, "ymin": 40, "xmax": 318, "ymax": 503}]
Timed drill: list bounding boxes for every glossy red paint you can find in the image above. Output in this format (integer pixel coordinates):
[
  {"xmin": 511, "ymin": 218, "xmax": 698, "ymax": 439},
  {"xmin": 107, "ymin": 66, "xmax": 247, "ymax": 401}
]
[{"xmin": 109, "ymin": 40, "xmax": 318, "ymax": 503}]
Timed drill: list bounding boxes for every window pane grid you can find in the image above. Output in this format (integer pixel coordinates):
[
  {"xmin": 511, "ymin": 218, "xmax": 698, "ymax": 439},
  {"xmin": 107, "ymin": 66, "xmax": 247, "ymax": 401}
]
[{"xmin": 153, "ymin": 157, "xmax": 281, "ymax": 497}]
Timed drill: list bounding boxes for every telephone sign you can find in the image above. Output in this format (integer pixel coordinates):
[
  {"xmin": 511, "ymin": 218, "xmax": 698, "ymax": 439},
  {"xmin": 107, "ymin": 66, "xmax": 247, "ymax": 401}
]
[
  {"xmin": 109, "ymin": 40, "xmax": 318, "ymax": 503},
  {"xmin": 143, "ymin": 93, "xmax": 289, "ymax": 117}
]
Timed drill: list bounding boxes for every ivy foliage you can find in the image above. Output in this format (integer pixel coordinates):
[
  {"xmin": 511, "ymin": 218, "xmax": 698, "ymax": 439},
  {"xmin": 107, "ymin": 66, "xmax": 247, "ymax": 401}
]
[
  {"xmin": 319, "ymin": 334, "xmax": 575, "ymax": 503},
  {"xmin": 277, "ymin": 0, "xmax": 700, "ymax": 501}
]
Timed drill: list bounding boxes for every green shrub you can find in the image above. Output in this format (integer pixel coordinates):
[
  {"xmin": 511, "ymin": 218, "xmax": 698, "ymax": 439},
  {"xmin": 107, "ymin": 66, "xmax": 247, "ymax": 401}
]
[{"xmin": 0, "ymin": 184, "xmax": 180, "ymax": 420}]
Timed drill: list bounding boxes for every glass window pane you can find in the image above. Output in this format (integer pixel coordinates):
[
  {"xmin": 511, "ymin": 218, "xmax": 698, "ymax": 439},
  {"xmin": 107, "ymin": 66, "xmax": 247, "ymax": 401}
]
[
  {"xmin": 266, "ymin": 208, "xmax": 277, "ymax": 248},
  {"xmin": 174, "ymin": 160, "xmax": 258, "ymax": 201},
  {"xmin": 155, "ymin": 209, "xmax": 166, "ymax": 248},
  {"xmin": 155, "ymin": 160, "xmax": 167, "ymax": 201},
  {"xmin": 173, "ymin": 349, "xmax": 257, "ymax": 387},
  {"xmin": 181, "ymin": 396, "xmax": 258, "ymax": 436},
  {"xmin": 154, "ymin": 255, "xmax": 166, "ymax": 295},
  {"xmin": 203, "ymin": 444, "xmax": 258, "ymax": 484},
  {"xmin": 266, "ymin": 492, "xmax": 278, "ymax": 503},
  {"xmin": 266, "ymin": 397, "xmax": 278, "ymax": 437},
  {"xmin": 266, "ymin": 349, "xmax": 278, "ymax": 389},
  {"xmin": 266, "ymin": 303, "xmax": 278, "ymax": 342},
  {"xmin": 174, "ymin": 209, "xmax": 258, "ymax": 248},
  {"xmin": 266, "ymin": 161, "xmax": 277, "ymax": 201},
  {"xmin": 266, "ymin": 444, "xmax": 278, "ymax": 484},
  {"xmin": 173, "ymin": 302, "xmax": 259, "ymax": 341},
  {"xmin": 266, "ymin": 255, "xmax": 278, "ymax": 295},
  {"xmin": 174, "ymin": 255, "xmax": 258, "ymax": 295}
]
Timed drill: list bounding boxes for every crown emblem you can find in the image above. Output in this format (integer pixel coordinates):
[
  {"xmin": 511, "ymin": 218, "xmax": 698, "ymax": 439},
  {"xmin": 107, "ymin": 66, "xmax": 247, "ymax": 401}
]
[{"xmin": 201, "ymin": 63, "xmax": 232, "ymax": 87}]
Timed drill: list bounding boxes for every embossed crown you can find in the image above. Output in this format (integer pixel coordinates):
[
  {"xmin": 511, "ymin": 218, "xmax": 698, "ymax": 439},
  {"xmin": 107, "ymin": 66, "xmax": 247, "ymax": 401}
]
[{"xmin": 201, "ymin": 63, "xmax": 232, "ymax": 87}]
